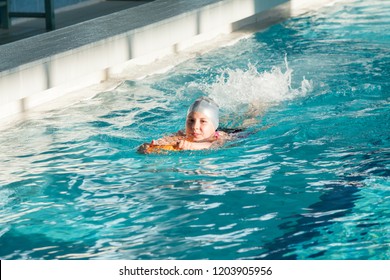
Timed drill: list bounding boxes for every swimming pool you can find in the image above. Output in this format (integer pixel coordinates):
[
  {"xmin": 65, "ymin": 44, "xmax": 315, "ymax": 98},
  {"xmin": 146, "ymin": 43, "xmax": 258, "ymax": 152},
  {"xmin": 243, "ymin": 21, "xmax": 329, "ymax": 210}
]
[{"xmin": 0, "ymin": 0, "xmax": 389, "ymax": 259}]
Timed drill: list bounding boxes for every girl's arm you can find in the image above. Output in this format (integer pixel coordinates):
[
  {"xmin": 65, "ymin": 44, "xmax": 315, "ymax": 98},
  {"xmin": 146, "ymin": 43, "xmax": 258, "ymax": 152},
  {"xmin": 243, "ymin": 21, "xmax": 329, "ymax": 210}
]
[
  {"xmin": 177, "ymin": 140, "xmax": 213, "ymax": 150},
  {"xmin": 178, "ymin": 131, "xmax": 230, "ymax": 150},
  {"xmin": 143, "ymin": 130, "xmax": 230, "ymax": 152}
]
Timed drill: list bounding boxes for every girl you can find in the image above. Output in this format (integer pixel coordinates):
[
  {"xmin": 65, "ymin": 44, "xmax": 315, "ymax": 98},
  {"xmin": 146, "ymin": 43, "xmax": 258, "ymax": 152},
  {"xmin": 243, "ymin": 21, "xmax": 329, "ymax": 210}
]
[{"xmin": 138, "ymin": 97, "xmax": 230, "ymax": 154}]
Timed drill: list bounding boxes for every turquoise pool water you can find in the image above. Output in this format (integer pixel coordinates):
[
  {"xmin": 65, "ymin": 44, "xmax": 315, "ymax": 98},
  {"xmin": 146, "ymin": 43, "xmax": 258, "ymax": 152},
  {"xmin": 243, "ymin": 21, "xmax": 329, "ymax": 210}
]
[{"xmin": 0, "ymin": 0, "xmax": 389, "ymax": 259}]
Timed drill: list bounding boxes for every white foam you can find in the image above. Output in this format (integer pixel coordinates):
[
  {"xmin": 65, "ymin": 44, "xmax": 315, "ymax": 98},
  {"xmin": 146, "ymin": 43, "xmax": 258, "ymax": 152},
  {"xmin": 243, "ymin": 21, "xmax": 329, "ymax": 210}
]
[{"xmin": 208, "ymin": 57, "xmax": 313, "ymax": 112}]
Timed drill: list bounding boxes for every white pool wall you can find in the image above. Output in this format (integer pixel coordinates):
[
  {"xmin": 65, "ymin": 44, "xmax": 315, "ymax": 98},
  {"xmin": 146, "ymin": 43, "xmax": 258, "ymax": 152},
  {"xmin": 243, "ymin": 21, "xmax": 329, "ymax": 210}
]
[{"xmin": 0, "ymin": 0, "xmax": 337, "ymax": 120}]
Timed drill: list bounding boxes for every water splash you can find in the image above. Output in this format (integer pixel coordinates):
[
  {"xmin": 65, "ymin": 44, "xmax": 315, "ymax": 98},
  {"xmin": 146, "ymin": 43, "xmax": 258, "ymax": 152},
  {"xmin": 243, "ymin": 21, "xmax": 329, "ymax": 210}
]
[{"xmin": 208, "ymin": 58, "xmax": 313, "ymax": 113}]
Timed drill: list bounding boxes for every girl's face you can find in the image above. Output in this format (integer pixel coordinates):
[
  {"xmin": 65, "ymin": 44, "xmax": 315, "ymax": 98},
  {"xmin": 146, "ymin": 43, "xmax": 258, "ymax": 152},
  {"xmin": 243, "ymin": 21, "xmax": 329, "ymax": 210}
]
[{"xmin": 186, "ymin": 111, "xmax": 216, "ymax": 142}]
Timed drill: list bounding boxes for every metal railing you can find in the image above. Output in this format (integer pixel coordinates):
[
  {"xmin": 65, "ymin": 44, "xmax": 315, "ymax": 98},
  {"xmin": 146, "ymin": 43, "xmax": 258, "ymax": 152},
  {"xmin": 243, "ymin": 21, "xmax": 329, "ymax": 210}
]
[{"xmin": 0, "ymin": 0, "xmax": 55, "ymax": 30}]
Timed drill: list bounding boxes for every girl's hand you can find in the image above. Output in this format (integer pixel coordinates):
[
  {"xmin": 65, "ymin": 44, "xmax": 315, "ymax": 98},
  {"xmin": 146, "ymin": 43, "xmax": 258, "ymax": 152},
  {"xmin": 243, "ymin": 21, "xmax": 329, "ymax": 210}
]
[
  {"xmin": 177, "ymin": 139, "xmax": 193, "ymax": 150},
  {"xmin": 137, "ymin": 143, "xmax": 151, "ymax": 154}
]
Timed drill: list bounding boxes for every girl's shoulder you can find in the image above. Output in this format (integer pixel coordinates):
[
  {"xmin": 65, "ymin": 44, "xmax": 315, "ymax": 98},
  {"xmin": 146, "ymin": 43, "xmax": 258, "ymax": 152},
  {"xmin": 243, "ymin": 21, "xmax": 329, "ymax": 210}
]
[
  {"xmin": 215, "ymin": 130, "xmax": 228, "ymax": 139},
  {"xmin": 216, "ymin": 129, "xmax": 243, "ymax": 140}
]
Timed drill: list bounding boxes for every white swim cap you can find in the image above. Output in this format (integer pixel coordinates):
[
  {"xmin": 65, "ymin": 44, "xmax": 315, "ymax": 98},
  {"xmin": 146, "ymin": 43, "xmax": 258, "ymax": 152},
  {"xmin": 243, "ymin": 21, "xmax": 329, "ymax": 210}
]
[{"xmin": 187, "ymin": 97, "xmax": 219, "ymax": 129}]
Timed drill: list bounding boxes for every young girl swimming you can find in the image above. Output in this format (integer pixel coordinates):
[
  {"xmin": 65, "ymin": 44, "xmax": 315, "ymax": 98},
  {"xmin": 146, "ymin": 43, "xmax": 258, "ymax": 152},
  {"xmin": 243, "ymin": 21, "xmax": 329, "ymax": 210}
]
[{"xmin": 138, "ymin": 97, "xmax": 231, "ymax": 154}]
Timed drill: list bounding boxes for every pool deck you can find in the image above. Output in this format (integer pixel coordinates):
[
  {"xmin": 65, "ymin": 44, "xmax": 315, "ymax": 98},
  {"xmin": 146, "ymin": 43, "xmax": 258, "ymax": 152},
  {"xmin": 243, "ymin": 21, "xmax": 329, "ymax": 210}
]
[{"xmin": 0, "ymin": 0, "xmax": 336, "ymax": 121}]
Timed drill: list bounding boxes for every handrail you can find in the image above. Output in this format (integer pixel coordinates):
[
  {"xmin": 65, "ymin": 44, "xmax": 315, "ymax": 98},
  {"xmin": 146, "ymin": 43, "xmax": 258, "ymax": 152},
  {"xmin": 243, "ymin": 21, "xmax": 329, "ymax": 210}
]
[
  {"xmin": 0, "ymin": 0, "xmax": 55, "ymax": 30},
  {"xmin": 0, "ymin": 0, "xmax": 10, "ymax": 29}
]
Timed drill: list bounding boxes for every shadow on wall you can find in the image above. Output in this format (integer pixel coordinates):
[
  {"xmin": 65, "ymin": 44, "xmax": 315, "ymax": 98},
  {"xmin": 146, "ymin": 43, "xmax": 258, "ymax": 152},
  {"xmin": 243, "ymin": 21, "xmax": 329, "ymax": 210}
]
[
  {"xmin": 228, "ymin": 0, "xmax": 292, "ymax": 32},
  {"xmin": 123, "ymin": 0, "xmax": 293, "ymax": 62}
]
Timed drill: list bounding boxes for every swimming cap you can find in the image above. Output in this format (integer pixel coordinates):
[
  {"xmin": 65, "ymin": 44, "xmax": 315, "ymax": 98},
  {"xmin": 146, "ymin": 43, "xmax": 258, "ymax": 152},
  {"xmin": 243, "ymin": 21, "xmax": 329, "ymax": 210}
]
[{"xmin": 187, "ymin": 97, "xmax": 219, "ymax": 129}]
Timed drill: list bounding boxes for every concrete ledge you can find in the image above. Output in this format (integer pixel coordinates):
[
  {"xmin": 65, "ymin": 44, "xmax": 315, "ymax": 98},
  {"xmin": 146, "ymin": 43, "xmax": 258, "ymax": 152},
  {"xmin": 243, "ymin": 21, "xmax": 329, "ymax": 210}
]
[{"xmin": 0, "ymin": 0, "xmax": 336, "ymax": 120}]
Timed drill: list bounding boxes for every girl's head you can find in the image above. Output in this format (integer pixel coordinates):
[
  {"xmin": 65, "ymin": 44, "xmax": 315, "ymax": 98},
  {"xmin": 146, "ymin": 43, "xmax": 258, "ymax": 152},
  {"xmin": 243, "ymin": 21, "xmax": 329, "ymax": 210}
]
[{"xmin": 185, "ymin": 97, "xmax": 219, "ymax": 142}]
